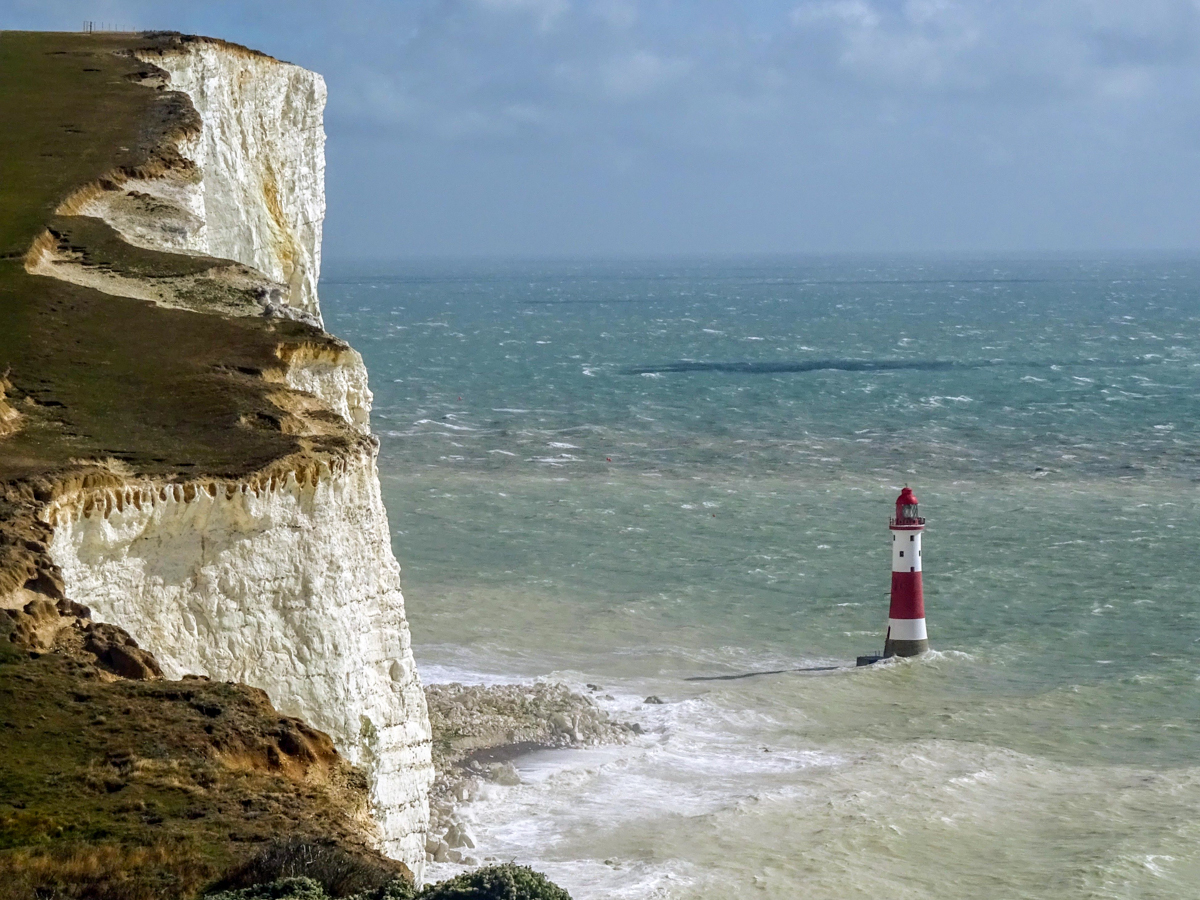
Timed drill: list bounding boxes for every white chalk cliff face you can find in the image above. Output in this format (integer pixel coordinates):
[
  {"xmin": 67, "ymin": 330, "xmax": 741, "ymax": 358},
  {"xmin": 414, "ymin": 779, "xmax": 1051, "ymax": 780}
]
[
  {"xmin": 36, "ymin": 40, "xmax": 432, "ymax": 872},
  {"xmin": 139, "ymin": 41, "xmax": 328, "ymax": 323},
  {"xmin": 42, "ymin": 41, "xmax": 326, "ymax": 327},
  {"xmin": 46, "ymin": 457, "xmax": 431, "ymax": 865},
  {"xmin": 275, "ymin": 344, "xmax": 375, "ymax": 435}
]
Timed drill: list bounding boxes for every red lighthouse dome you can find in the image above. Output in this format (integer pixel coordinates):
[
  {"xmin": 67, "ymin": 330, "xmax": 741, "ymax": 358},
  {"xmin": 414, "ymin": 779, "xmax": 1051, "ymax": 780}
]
[{"xmin": 892, "ymin": 487, "xmax": 924, "ymax": 527}]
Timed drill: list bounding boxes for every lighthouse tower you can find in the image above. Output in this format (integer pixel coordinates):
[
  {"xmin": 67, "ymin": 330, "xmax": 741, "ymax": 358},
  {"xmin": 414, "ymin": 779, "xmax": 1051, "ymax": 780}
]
[{"xmin": 885, "ymin": 487, "xmax": 928, "ymax": 657}]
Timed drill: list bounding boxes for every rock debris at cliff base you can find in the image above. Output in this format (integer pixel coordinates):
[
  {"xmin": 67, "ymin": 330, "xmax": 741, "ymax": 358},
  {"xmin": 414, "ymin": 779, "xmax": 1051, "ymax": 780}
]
[{"xmin": 423, "ymin": 681, "xmax": 635, "ymax": 865}]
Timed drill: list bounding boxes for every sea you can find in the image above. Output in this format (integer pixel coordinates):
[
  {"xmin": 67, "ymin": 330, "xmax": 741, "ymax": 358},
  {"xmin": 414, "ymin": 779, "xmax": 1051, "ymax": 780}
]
[{"xmin": 320, "ymin": 255, "xmax": 1200, "ymax": 900}]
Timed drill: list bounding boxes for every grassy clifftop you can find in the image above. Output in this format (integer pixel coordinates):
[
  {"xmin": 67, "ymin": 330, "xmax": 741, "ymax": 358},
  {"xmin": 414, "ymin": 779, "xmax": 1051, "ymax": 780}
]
[{"xmin": 0, "ymin": 31, "xmax": 352, "ymax": 486}]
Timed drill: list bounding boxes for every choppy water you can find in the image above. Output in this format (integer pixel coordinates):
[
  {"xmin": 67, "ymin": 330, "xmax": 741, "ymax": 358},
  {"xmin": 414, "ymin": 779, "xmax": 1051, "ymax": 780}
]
[{"xmin": 322, "ymin": 256, "xmax": 1200, "ymax": 899}]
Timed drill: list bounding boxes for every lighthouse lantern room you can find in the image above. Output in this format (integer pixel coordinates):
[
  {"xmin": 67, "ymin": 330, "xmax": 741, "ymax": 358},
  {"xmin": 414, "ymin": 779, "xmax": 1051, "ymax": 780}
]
[{"xmin": 885, "ymin": 486, "xmax": 929, "ymax": 657}]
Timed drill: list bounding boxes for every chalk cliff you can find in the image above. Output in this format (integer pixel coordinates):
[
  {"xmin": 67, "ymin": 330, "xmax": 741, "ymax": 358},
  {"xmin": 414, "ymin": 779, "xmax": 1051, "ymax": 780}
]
[
  {"xmin": 47, "ymin": 39, "xmax": 327, "ymax": 325},
  {"xmin": 0, "ymin": 32, "xmax": 431, "ymax": 873}
]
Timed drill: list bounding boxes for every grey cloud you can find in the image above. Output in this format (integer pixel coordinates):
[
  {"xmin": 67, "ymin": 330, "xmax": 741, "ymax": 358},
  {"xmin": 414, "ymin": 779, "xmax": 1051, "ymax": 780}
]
[
  {"xmin": 788, "ymin": 0, "xmax": 1200, "ymax": 99},
  {"xmin": 473, "ymin": 0, "xmax": 571, "ymax": 32},
  {"xmin": 598, "ymin": 50, "xmax": 691, "ymax": 99}
]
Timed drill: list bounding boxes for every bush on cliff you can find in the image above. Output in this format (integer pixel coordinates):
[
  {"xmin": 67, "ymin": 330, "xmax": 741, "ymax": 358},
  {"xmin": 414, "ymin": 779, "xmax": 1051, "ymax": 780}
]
[
  {"xmin": 208, "ymin": 877, "xmax": 334, "ymax": 900},
  {"xmin": 206, "ymin": 864, "xmax": 571, "ymax": 900},
  {"xmin": 418, "ymin": 865, "xmax": 570, "ymax": 900},
  {"xmin": 208, "ymin": 838, "xmax": 406, "ymax": 898}
]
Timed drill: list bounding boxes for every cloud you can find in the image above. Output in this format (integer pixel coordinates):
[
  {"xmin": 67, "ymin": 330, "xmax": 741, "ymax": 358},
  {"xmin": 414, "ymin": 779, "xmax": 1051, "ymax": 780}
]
[
  {"xmin": 599, "ymin": 50, "xmax": 690, "ymax": 99},
  {"xmin": 473, "ymin": 0, "xmax": 570, "ymax": 32},
  {"xmin": 787, "ymin": 0, "xmax": 1200, "ymax": 99},
  {"xmin": 590, "ymin": 0, "xmax": 639, "ymax": 29},
  {"xmin": 791, "ymin": 0, "xmax": 881, "ymax": 29}
]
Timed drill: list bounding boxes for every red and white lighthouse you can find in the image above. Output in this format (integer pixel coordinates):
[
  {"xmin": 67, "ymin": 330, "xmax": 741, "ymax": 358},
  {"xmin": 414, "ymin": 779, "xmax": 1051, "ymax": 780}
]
[{"xmin": 885, "ymin": 487, "xmax": 928, "ymax": 657}]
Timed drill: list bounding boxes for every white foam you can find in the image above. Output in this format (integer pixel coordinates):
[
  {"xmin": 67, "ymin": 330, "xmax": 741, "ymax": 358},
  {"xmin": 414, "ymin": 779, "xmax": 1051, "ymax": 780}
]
[
  {"xmin": 431, "ymin": 676, "xmax": 843, "ymax": 898},
  {"xmin": 414, "ymin": 418, "xmax": 478, "ymax": 432}
]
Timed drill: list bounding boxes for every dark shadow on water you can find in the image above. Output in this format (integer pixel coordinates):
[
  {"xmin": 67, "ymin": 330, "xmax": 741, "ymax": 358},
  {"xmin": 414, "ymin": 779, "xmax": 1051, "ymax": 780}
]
[
  {"xmin": 623, "ymin": 359, "xmax": 969, "ymax": 376},
  {"xmin": 621, "ymin": 358, "xmax": 1152, "ymax": 376}
]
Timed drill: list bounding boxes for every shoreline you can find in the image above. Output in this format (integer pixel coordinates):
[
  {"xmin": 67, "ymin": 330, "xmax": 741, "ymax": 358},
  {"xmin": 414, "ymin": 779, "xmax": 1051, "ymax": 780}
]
[{"xmin": 423, "ymin": 681, "xmax": 636, "ymax": 866}]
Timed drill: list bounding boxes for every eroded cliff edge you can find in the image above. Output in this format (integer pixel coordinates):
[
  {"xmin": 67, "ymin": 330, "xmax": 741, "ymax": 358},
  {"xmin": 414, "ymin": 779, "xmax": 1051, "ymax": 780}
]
[{"xmin": 0, "ymin": 31, "xmax": 432, "ymax": 871}]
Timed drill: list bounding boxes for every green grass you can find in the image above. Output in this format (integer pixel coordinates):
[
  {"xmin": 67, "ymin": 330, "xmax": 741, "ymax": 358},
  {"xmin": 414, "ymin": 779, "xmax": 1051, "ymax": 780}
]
[
  {"xmin": 0, "ymin": 647, "xmax": 577, "ymax": 899},
  {"xmin": 0, "ymin": 32, "xmax": 152, "ymax": 257}
]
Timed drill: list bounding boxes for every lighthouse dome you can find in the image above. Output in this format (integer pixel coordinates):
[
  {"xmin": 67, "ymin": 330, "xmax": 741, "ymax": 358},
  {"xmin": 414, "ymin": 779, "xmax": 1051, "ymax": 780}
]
[{"xmin": 894, "ymin": 487, "xmax": 922, "ymax": 525}]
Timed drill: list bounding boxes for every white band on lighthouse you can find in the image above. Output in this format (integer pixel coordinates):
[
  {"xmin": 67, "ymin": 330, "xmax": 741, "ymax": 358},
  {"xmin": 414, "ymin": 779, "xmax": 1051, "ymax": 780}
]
[
  {"xmin": 891, "ymin": 530, "xmax": 922, "ymax": 572},
  {"xmin": 887, "ymin": 617, "xmax": 928, "ymax": 641}
]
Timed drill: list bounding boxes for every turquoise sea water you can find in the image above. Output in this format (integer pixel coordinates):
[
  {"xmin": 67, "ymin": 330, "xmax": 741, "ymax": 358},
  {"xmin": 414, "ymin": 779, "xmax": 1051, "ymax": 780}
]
[{"xmin": 322, "ymin": 257, "xmax": 1200, "ymax": 899}]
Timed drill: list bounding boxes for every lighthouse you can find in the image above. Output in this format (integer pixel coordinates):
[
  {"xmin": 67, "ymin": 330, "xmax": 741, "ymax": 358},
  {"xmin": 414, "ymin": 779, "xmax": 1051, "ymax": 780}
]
[{"xmin": 884, "ymin": 487, "xmax": 928, "ymax": 657}]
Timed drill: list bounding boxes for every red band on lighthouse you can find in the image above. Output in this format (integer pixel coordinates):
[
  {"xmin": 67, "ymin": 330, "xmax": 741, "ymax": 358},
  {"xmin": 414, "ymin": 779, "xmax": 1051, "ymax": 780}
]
[
  {"xmin": 889, "ymin": 572, "xmax": 924, "ymax": 620},
  {"xmin": 884, "ymin": 487, "xmax": 929, "ymax": 656}
]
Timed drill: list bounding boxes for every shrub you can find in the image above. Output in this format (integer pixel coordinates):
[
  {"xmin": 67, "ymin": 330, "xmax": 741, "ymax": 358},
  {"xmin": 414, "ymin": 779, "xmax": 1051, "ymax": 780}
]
[
  {"xmin": 207, "ymin": 877, "xmax": 332, "ymax": 900},
  {"xmin": 418, "ymin": 865, "xmax": 571, "ymax": 900},
  {"xmin": 204, "ymin": 865, "xmax": 569, "ymax": 900},
  {"xmin": 207, "ymin": 838, "xmax": 409, "ymax": 898}
]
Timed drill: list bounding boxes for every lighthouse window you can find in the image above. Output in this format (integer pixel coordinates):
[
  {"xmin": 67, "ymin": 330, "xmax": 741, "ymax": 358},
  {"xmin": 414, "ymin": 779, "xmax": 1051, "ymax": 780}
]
[{"xmin": 899, "ymin": 551, "xmax": 904, "ymax": 557}]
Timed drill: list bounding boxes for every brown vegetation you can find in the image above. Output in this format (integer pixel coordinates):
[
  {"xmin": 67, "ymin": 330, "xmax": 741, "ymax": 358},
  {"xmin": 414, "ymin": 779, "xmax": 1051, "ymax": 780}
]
[
  {"xmin": 0, "ymin": 626, "xmax": 400, "ymax": 900},
  {"xmin": 0, "ymin": 841, "xmax": 216, "ymax": 900}
]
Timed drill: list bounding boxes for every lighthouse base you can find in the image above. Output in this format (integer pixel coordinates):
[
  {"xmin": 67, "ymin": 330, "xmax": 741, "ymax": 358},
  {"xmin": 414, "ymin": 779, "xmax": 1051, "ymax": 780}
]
[
  {"xmin": 883, "ymin": 638, "xmax": 929, "ymax": 658},
  {"xmin": 883, "ymin": 618, "xmax": 928, "ymax": 658}
]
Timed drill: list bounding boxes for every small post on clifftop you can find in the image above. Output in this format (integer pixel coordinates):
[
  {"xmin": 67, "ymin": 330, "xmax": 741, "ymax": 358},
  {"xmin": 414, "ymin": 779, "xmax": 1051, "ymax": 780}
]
[{"xmin": 857, "ymin": 486, "xmax": 929, "ymax": 666}]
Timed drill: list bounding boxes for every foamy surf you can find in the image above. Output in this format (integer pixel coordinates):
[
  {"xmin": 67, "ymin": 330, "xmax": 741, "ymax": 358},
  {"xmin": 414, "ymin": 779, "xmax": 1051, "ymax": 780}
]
[{"xmin": 418, "ymin": 665, "xmax": 850, "ymax": 898}]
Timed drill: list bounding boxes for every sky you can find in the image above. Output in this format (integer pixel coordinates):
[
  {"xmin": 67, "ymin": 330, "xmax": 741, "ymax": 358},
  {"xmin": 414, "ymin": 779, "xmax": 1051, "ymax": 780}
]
[{"xmin": 5, "ymin": 0, "xmax": 1200, "ymax": 257}]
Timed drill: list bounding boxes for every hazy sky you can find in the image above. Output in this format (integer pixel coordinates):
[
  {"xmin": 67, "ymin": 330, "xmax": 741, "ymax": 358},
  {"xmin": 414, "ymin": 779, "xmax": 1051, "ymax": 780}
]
[{"xmin": 6, "ymin": 1, "xmax": 1200, "ymax": 256}]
